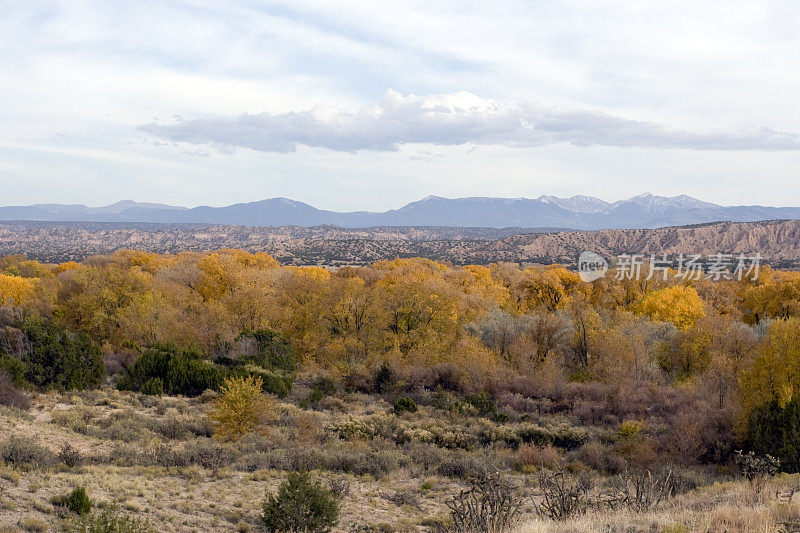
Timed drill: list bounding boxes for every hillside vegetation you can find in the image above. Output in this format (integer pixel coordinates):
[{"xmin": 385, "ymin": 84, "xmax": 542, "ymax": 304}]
[{"xmin": 2, "ymin": 250, "xmax": 800, "ymax": 531}]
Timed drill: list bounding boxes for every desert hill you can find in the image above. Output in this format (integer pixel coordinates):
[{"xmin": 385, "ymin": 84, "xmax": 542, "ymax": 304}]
[{"xmin": 2, "ymin": 219, "xmax": 799, "ymax": 267}]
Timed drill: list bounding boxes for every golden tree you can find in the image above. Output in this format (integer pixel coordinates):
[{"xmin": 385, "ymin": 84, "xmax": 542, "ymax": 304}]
[
  {"xmin": 520, "ymin": 267, "xmax": 570, "ymax": 312},
  {"xmin": 743, "ymin": 270, "xmax": 800, "ymax": 322},
  {"xmin": 56, "ymin": 261, "xmax": 81, "ymax": 274},
  {"xmin": 209, "ymin": 375, "xmax": 272, "ymax": 441},
  {"xmin": 739, "ymin": 318, "xmax": 800, "ymax": 414},
  {"xmin": 0, "ymin": 273, "xmax": 36, "ymax": 305},
  {"xmin": 636, "ymin": 285, "xmax": 705, "ymax": 330}
]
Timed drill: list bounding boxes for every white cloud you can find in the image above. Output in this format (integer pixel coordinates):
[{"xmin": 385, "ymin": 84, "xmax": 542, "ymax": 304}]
[{"xmin": 139, "ymin": 90, "xmax": 800, "ymax": 153}]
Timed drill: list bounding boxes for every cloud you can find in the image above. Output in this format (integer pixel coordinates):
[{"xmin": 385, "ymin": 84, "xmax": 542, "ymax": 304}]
[{"xmin": 139, "ymin": 90, "xmax": 800, "ymax": 153}]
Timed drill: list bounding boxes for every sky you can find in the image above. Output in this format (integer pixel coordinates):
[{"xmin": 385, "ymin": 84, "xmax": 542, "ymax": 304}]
[{"xmin": 2, "ymin": 1, "xmax": 800, "ymax": 211}]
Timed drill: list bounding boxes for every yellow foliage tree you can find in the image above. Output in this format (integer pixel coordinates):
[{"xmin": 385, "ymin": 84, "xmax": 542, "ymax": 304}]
[
  {"xmin": 454, "ymin": 265, "xmax": 510, "ymax": 306},
  {"xmin": 547, "ymin": 265, "xmax": 581, "ymax": 292},
  {"xmin": 196, "ymin": 253, "xmax": 234, "ymax": 300},
  {"xmin": 521, "ymin": 267, "xmax": 570, "ymax": 312},
  {"xmin": 15, "ymin": 260, "xmax": 53, "ymax": 278},
  {"xmin": 56, "ymin": 261, "xmax": 81, "ymax": 274},
  {"xmin": 209, "ymin": 375, "xmax": 272, "ymax": 441},
  {"xmin": 55, "ymin": 264, "xmax": 151, "ymax": 341},
  {"xmin": 0, "ymin": 273, "xmax": 36, "ymax": 305},
  {"xmin": 290, "ymin": 265, "xmax": 331, "ymax": 282},
  {"xmin": 319, "ymin": 276, "xmax": 379, "ymax": 368},
  {"xmin": 742, "ymin": 270, "xmax": 800, "ymax": 322},
  {"xmin": 739, "ymin": 318, "xmax": 800, "ymax": 414},
  {"xmin": 233, "ymin": 250, "xmax": 279, "ymax": 269},
  {"xmin": 373, "ymin": 257, "xmax": 449, "ymax": 276},
  {"xmin": 114, "ymin": 250, "xmax": 164, "ymax": 274},
  {"xmin": 375, "ymin": 270, "xmax": 459, "ymax": 354},
  {"xmin": 657, "ymin": 319, "xmax": 714, "ymax": 376},
  {"xmin": 636, "ymin": 285, "xmax": 705, "ymax": 330}
]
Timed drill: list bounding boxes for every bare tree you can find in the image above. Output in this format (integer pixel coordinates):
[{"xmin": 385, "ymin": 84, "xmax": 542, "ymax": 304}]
[
  {"xmin": 605, "ymin": 467, "xmax": 676, "ymax": 511},
  {"xmin": 476, "ymin": 308, "xmax": 521, "ymax": 358},
  {"xmin": 533, "ymin": 467, "xmax": 594, "ymax": 521},
  {"xmin": 518, "ymin": 311, "xmax": 569, "ymax": 364},
  {"xmin": 447, "ymin": 474, "xmax": 522, "ymax": 533}
]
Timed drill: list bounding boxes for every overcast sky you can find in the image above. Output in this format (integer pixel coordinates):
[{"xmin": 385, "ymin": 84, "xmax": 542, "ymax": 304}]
[{"xmin": 2, "ymin": 1, "xmax": 800, "ymax": 210}]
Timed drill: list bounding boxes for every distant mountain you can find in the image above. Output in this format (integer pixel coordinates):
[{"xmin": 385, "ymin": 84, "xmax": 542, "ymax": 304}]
[{"xmin": 2, "ymin": 194, "xmax": 800, "ymax": 230}]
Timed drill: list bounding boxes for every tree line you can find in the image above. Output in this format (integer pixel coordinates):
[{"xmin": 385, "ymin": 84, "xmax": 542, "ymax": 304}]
[{"xmin": 2, "ymin": 249, "xmax": 800, "ymax": 469}]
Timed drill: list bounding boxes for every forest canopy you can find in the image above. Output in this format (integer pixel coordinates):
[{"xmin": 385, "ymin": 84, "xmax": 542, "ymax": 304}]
[{"xmin": 2, "ymin": 249, "xmax": 800, "ymax": 469}]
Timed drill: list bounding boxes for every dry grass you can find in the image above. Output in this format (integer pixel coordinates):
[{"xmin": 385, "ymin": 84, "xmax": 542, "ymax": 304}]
[
  {"xmin": 0, "ymin": 389, "xmax": 464, "ymax": 532},
  {"xmin": 517, "ymin": 476, "xmax": 800, "ymax": 533},
  {"xmin": 2, "ymin": 388, "xmax": 800, "ymax": 532}
]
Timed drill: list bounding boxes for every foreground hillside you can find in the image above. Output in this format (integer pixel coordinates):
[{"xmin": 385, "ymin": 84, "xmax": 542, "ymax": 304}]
[
  {"xmin": 2, "ymin": 219, "xmax": 800, "ymax": 266},
  {"xmin": 2, "ymin": 389, "xmax": 799, "ymax": 532}
]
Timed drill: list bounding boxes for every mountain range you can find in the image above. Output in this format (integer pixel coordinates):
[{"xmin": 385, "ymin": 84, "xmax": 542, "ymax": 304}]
[{"xmin": 3, "ymin": 194, "xmax": 800, "ymax": 230}]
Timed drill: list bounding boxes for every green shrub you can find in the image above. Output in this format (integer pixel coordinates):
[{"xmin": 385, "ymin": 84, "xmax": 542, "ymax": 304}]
[
  {"xmin": 464, "ymin": 391, "xmax": 497, "ymax": 417},
  {"xmin": 0, "ymin": 318, "xmax": 104, "ymax": 391},
  {"xmin": 374, "ymin": 362, "xmax": 394, "ymax": 394},
  {"xmin": 261, "ymin": 471, "xmax": 340, "ymax": 533},
  {"xmin": 660, "ymin": 525, "xmax": 689, "ymax": 533},
  {"xmin": 237, "ymin": 329, "xmax": 297, "ymax": 373},
  {"xmin": 393, "ymin": 397, "xmax": 418, "ymax": 414},
  {"xmin": 52, "ymin": 486, "xmax": 92, "ymax": 515},
  {"xmin": 0, "ymin": 355, "xmax": 26, "ymax": 387},
  {"xmin": 617, "ymin": 420, "xmax": 645, "ymax": 441},
  {"xmin": 746, "ymin": 398, "xmax": 800, "ymax": 472},
  {"xmin": 308, "ymin": 376, "xmax": 337, "ymax": 404},
  {"xmin": 514, "ymin": 423, "xmax": 590, "ymax": 450},
  {"xmin": 230, "ymin": 365, "xmax": 292, "ymax": 398},
  {"xmin": 121, "ymin": 342, "xmax": 295, "ymax": 399},
  {"xmin": 140, "ymin": 377, "xmax": 164, "ymax": 396},
  {"xmin": 118, "ymin": 344, "xmax": 226, "ymax": 397},
  {"xmin": 494, "ymin": 412, "xmax": 510, "ymax": 423}
]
